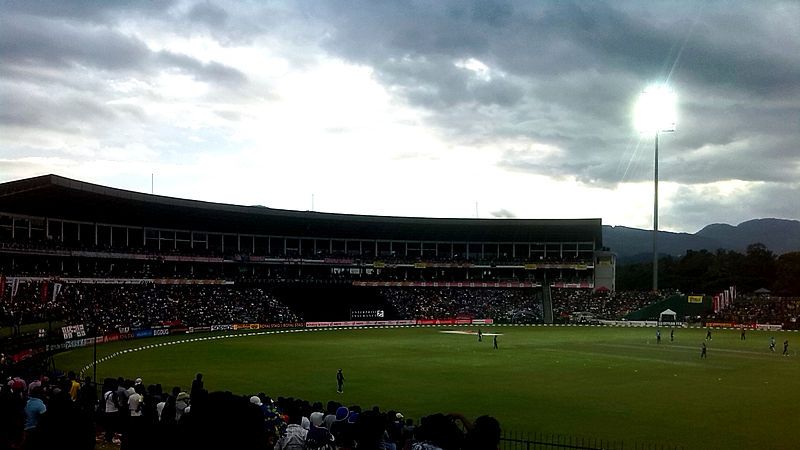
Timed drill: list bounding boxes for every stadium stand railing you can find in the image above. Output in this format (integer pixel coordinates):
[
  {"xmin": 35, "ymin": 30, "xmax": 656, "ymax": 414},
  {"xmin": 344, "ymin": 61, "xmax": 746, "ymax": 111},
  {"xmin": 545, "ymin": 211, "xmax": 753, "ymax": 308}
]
[{"xmin": 500, "ymin": 431, "xmax": 684, "ymax": 450}]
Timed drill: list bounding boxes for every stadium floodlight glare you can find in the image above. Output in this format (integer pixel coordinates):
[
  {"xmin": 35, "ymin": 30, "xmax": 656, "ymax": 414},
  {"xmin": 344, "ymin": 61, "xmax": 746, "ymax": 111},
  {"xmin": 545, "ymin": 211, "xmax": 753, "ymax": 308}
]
[
  {"xmin": 634, "ymin": 84, "xmax": 677, "ymax": 292},
  {"xmin": 634, "ymin": 84, "xmax": 677, "ymax": 134}
]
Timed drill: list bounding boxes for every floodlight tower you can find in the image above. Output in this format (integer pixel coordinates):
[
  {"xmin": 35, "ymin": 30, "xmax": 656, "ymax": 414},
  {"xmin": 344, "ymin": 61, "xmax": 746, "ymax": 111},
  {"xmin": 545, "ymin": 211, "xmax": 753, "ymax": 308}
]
[{"xmin": 634, "ymin": 85, "xmax": 676, "ymax": 292}]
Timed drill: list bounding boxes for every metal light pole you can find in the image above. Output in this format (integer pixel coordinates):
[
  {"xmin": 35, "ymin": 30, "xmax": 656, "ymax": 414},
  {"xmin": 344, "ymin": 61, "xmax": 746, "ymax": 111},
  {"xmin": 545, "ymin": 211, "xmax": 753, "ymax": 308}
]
[
  {"xmin": 653, "ymin": 132, "xmax": 659, "ymax": 292},
  {"xmin": 635, "ymin": 85, "xmax": 676, "ymax": 293},
  {"xmin": 93, "ymin": 330, "xmax": 97, "ymax": 384}
]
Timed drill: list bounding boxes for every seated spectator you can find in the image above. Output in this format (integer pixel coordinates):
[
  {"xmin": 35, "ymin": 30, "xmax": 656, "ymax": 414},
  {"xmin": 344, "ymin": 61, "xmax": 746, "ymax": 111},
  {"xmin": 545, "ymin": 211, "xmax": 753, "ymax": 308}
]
[
  {"xmin": 274, "ymin": 403, "xmax": 308, "ymax": 450},
  {"xmin": 306, "ymin": 411, "xmax": 335, "ymax": 449}
]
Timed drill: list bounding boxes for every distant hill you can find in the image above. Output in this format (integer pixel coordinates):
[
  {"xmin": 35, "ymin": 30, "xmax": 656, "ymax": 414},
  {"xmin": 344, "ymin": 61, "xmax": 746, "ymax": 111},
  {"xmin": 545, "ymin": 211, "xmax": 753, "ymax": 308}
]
[{"xmin": 604, "ymin": 218, "xmax": 800, "ymax": 263}]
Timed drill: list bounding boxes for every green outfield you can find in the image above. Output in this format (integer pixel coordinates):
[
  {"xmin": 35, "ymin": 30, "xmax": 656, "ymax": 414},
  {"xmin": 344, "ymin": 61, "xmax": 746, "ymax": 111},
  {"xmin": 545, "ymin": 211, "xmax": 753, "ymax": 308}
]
[{"xmin": 54, "ymin": 326, "xmax": 799, "ymax": 449}]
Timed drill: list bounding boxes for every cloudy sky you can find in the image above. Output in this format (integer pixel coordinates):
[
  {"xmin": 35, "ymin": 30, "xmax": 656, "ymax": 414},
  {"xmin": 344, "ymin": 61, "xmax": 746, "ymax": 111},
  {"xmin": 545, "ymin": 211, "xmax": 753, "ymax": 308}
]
[{"xmin": 1, "ymin": 1, "xmax": 798, "ymax": 233}]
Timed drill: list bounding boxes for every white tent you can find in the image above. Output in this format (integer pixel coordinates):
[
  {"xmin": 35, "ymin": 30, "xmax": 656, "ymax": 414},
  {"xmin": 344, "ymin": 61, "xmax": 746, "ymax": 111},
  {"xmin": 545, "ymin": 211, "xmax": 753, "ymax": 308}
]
[{"xmin": 659, "ymin": 308, "xmax": 678, "ymax": 324}]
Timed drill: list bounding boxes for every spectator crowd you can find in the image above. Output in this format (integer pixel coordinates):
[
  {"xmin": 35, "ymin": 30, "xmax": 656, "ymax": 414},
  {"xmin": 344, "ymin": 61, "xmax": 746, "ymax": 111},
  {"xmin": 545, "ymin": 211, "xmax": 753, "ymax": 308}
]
[
  {"xmin": 381, "ymin": 288, "xmax": 543, "ymax": 323},
  {"xmin": 0, "ymin": 284, "xmax": 302, "ymax": 330},
  {"xmin": 0, "ymin": 371, "xmax": 501, "ymax": 450},
  {"xmin": 551, "ymin": 289, "xmax": 666, "ymax": 321},
  {"xmin": 706, "ymin": 296, "xmax": 800, "ymax": 328}
]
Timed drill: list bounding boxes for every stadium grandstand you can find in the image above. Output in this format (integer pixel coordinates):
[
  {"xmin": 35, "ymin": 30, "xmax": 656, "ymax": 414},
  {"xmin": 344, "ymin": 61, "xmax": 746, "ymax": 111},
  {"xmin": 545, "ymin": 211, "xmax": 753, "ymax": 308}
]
[{"xmin": 0, "ymin": 174, "xmax": 613, "ymax": 325}]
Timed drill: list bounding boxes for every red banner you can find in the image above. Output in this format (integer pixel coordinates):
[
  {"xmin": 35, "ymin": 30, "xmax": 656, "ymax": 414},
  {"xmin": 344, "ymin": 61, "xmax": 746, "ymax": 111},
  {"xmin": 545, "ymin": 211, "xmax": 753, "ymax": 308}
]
[
  {"xmin": 352, "ymin": 281, "xmax": 539, "ymax": 288},
  {"xmin": 416, "ymin": 319, "xmax": 456, "ymax": 325}
]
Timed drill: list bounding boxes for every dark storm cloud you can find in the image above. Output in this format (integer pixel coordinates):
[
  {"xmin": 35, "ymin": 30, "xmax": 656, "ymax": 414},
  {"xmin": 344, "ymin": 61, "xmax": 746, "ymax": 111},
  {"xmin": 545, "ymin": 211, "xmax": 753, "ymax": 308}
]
[
  {"xmin": 0, "ymin": 83, "xmax": 145, "ymax": 132},
  {"xmin": 0, "ymin": 14, "xmax": 150, "ymax": 71},
  {"xmin": 0, "ymin": 14, "xmax": 246, "ymax": 86},
  {"xmin": 0, "ymin": 0, "xmax": 177, "ymax": 23},
  {"xmin": 306, "ymin": 0, "xmax": 800, "ymax": 187},
  {"xmin": 156, "ymin": 51, "xmax": 246, "ymax": 85},
  {"xmin": 187, "ymin": 2, "xmax": 230, "ymax": 28},
  {"xmin": 0, "ymin": 5, "xmax": 249, "ymax": 137}
]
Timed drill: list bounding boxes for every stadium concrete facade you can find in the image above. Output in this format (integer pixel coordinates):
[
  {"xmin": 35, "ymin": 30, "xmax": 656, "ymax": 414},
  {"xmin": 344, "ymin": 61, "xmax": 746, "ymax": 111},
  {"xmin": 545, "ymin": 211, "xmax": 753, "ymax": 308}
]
[{"xmin": 0, "ymin": 174, "xmax": 614, "ymax": 291}]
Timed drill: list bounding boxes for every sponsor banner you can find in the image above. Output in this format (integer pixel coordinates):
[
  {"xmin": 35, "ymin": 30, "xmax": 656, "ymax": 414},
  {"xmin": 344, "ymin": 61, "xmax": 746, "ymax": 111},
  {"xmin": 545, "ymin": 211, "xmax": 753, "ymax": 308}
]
[
  {"xmin": 757, "ymin": 324, "xmax": 783, "ymax": 331},
  {"xmin": 426, "ymin": 262, "xmax": 474, "ymax": 268},
  {"xmin": 134, "ymin": 329, "xmax": 154, "ymax": 338},
  {"xmin": 373, "ymin": 261, "xmax": 386, "ymax": 268},
  {"xmin": 64, "ymin": 337, "xmax": 100, "ymax": 349},
  {"xmin": 233, "ymin": 323, "xmax": 261, "ymax": 331},
  {"xmin": 524, "ymin": 263, "xmax": 594, "ymax": 270},
  {"xmin": 159, "ymin": 256, "xmax": 224, "ymax": 263},
  {"xmin": 47, "ymin": 343, "xmax": 67, "ymax": 351},
  {"xmin": 455, "ymin": 319, "xmax": 472, "ymax": 325},
  {"xmin": 259, "ymin": 322, "xmax": 305, "ymax": 329},
  {"xmin": 377, "ymin": 320, "xmax": 416, "ymax": 326},
  {"xmin": 104, "ymin": 333, "xmax": 121, "ymax": 342},
  {"xmin": 324, "ymin": 258, "xmax": 353, "ymax": 264},
  {"xmin": 352, "ymin": 281, "xmax": 539, "ymax": 288},
  {"xmin": 304, "ymin": 320, "xmax": 416, "ymax": 328},
  {"xmin": 705, "ymin": 322, "xmax": 735, "ymax": 328},
  {"xmin": 5, "ymin": 277, "xmax": 230, "ymax": 285},
  {"xmin": 688, "ymin": 295, "xmax": 704, "ymax": 304},
  {"xmin": 551, "ymin": 282, "xmax": 593, "ymax": 289},
  {"xmin": 154, "ymin": 278, "xmax": 233, "ymax": 285},
  {"xmin": 416, "ymin": 319, "xmax": 456, "ymax": 325},
  {"xmin": 170, "ymin": 327, "xmax": 188, "ymax": 334},
  {"xmin": 153, "ymin": 328, "xmax": 170, "ymax": 336},
  {"xmin": 187, "ymin": 326, "xmax": 211, "ymax": 334},
  {"xmin": 599, "ymin": 320, "xmax": 660, "ymax": 327},
  {"xmin": 350, "ymin": 309, "xmax": 385, "ymax": 320},
  {"xmin": 471, "ymin": 319, "xmax": 494, "ymax": 325},
  {"xmin": 210, "ymin": 324, "xmax": 234, "ymax": 331},
  {"xmin": 60, "ymin": 278, "xmax": 154, "ymax": 285}
]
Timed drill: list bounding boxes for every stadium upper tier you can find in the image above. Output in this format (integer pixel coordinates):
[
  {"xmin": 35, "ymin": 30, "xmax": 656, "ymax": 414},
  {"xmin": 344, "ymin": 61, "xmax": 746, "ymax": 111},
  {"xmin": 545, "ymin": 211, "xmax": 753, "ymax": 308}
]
[{"xmin": 0, "ymin": 175, "xmax": 602, "ymax": 259}]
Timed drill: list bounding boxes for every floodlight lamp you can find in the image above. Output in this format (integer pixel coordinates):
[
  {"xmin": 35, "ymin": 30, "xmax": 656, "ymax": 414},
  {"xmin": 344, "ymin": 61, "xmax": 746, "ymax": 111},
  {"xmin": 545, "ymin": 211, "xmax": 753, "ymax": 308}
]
[{"xmin": 634, "ymin": 85, "xmax": 677, "ymax": 134}]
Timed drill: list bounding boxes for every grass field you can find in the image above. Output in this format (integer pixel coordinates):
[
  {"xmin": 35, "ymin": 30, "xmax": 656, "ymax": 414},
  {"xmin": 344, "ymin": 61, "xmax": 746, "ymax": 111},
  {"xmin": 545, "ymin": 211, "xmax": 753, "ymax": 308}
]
[{"xmin": 54, "ymin": 326, "xmax": 800, "ymax": 449}]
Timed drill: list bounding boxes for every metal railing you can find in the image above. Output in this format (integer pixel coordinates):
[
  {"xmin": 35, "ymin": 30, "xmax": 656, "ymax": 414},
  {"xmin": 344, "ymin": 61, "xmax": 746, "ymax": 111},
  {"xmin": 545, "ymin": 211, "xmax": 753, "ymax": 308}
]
[{"xmin": 500, "ymin": 431, "xmax": 683, "ymax": 450}]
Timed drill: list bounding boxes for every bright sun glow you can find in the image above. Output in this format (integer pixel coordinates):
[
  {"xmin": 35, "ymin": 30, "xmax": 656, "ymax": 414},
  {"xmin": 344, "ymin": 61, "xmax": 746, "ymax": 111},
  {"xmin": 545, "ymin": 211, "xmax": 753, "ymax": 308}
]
[{"xmin": 634, "ymin": 85, "xmax": 677, "ymax": 134}]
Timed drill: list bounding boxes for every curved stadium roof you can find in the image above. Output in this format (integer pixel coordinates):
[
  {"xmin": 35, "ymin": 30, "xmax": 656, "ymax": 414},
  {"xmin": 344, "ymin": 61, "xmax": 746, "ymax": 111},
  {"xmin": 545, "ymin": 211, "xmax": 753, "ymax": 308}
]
[{"xmin": 0, "ymin": 175, "xmax": 602, "ymax": 244}]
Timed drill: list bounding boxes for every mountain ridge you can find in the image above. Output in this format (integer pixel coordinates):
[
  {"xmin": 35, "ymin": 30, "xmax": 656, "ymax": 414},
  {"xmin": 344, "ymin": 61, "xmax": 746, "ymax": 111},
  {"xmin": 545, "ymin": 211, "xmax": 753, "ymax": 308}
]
[{"xmin": 604, "ymin": 218, "xmax": 800, "ymax": 263}]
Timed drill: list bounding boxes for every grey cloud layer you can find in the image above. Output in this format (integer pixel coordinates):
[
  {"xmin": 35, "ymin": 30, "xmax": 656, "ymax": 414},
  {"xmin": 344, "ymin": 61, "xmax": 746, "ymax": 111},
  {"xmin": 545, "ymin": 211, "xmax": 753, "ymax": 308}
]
[
  {"xmin": 0, "ymin": 3, "xmax": 249, "ymax": 159},
  {"xmin": 306, "ymin": 0, "xmax": 800, "ymax": 187},
  {"xmin": 0, "ymin": 14, "xmax": 246, "ymax": 86},
  {"xmin": 1, "ymin": 0, "xmax": 797, "ymax": 230}
]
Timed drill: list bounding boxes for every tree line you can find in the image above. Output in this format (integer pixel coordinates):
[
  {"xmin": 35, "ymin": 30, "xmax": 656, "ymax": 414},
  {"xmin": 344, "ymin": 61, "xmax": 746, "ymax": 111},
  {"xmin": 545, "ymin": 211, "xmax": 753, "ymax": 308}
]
[{"xmin": 616, "ymin": 243, "xmax": 800, "ymax": 295}]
